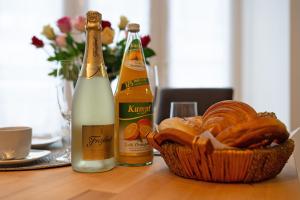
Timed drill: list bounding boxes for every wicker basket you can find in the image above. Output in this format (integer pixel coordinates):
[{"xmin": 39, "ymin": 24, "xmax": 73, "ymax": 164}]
[{"xmin": 147, "ymin": 132, "xmax": 294, "ymax": 183}]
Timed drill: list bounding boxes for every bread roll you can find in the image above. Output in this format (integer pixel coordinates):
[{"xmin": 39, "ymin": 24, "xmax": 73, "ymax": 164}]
[
  {"xmin": 155, "ymin": 117, "xmax": 202, "ymax": 147},
  {"xmin": 185, "ymin": 116, "xmax": 203, "ymax": 129},
  {"xmin": 158, "ymin": 117, "xmax": 201, "ymax": 136}
]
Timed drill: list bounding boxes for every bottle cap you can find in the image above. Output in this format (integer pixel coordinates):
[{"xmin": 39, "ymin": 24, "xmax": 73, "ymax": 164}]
[
  {"xmin": 127, "ymin": 23, "xmax": 140, "ymax": 32},
  {"xmin": 86, "ymin": 11, "xmax": 102, "ymax": 29}
]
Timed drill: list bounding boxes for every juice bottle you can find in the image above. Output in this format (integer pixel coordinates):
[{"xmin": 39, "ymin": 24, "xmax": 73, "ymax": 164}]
[{"xmin": 115, "ymin": 23, "xmax": 153, "ymax": 166}]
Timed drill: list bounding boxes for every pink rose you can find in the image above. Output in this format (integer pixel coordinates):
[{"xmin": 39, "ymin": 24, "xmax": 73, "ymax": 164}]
[
  {"xmin": 57, "ymin": 16, "xmax": 72, "ymax": 33},
  {"xmin": 31, "ymin": 36, "xmax": 44, "ymax": 48},
  {"xmin": 141, "ymin": 35, "xmax": 151, "ymax": 47},
  {"xmin": 74, "ymin": 16, "xmax": 86, "ymax": 32},
  {"xmin": 55, "ymin": 34, "xmax": 67, "ymax": 47}
]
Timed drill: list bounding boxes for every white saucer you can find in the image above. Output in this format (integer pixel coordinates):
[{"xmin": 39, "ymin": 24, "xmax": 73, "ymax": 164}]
[
  {"xmin": 0, "ymin": 149, "xmax": 51, "ymax": 165},
  {"xmin": 31, "ymin": 135, "xmax": 62, "ymax": 148}
]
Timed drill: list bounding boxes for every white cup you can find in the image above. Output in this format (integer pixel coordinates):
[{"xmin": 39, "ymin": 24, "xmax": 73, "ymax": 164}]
[{"xmin": 0, "ymin": 127, "xmax": 32, "ymax": 160}]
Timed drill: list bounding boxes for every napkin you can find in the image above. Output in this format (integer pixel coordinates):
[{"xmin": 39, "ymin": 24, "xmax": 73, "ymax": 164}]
[{"xmin": 199, "ymin": 131, "xmax": 235, "ymax": 150}]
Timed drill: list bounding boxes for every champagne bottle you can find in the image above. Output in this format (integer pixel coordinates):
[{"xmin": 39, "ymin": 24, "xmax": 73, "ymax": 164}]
[
  {"xmin": 71, "ymin": 11, "xmax": 115, "ymax": 172},
  {"xmin": 115, "ymin": 23, "xmax": 153, "ymax": 166}
]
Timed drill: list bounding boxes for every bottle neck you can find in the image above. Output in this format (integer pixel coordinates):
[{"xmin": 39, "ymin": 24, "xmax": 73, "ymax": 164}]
[
  {"xmin": 116, "ymin": 31, "xmax": 151, "ymax": 94},
  {"xmin": 80, "ymin": 28, "xmax": 107, "ymax": 79},
  {"xmin": 122, "ymin": 31, "xmax": 146, "ymax": 70},
  {"xmin": 125, "ymin": 32, "xmax": 140, "ymax": 50},
  {"xmin": 125, "ymin": 32, "xmax": 145, "ymax": 60}
]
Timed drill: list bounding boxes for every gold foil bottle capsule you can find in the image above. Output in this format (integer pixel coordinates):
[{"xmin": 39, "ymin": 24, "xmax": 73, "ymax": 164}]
[{"xmin": 86, "ymin": 11, "xmax": 102, "ymax": 30}]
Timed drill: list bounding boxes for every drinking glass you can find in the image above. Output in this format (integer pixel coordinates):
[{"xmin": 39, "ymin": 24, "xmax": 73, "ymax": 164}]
[
  {"xmin": 146, "ymin": 65, "xmax": 160, "ymax": 156},
  {"xmin": 170, "ymin": 102, "xmax": 198, "ymax": 118},
  {"xmin": 146, "ymin": 65, "xmax": 159, "ymax": 100},
  {"xmin": 56, "ymin": 80, "xmax": 73, "ymax": 123},
  {"xmin": 55, "ymin": 60, "xmax": 76, "ymax": 162}
]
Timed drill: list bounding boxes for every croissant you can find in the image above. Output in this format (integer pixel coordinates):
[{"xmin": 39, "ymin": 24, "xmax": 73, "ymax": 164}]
[
  {"xmin": 200, "ymin": 100, "xmax": 257, "ymax": 137},
  {"xmin": 201, "ymin": 100, "xmax": 289, "ymax": 148}
]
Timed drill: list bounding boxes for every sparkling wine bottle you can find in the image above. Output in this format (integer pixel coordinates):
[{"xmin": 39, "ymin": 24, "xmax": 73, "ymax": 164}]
[{"xmin": 71, "ymin": 11, "xmax": 115, "ymax": 172}]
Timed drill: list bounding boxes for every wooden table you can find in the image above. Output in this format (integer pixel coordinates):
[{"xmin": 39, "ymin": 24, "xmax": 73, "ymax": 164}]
[{"xmin": 0, "ymin": 156, "xmax": 299, "ymax": 200}]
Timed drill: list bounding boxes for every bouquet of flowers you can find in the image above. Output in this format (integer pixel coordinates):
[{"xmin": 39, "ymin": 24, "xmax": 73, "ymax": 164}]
[{"xmin": 31, "ymin": 15, "xmax": 156, "ymax": 82}]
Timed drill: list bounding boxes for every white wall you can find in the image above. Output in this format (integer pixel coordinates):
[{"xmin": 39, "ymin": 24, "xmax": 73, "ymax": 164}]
[
  {"xmin": 168, "ymin": 0, "xmax": 232, "ymax": 88},
  {"xmin": 241, "ymin": 0, "xmax": 290, "ymax": 127}
]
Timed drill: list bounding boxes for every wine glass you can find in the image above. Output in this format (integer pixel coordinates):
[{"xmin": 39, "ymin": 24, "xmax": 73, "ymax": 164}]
[
  {"xmin": 146, "ymin": 65, "xmax": 160, "ymax": 155},
  {"xmin": 146, "ymin": 65, "xmax": 159, "ymax": 122},
  {"xmin": 55, "ymin": 60, "xmax": 76, "ymax": 162},
  {"xmin": 146, "ymin": 65, "xmax": 159, "ymax": 99},
  {"xmin": 56, "ymin": 79, "xmax": 73, "ymax": 123},
  {"xmin": 170, "ymin": 102, "xmax": 198, "ymax": 118}
]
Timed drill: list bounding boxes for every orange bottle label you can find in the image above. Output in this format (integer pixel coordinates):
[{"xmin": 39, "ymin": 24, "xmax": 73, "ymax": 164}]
[{"xmin": 118, "ymin": 102, "xmax": 152, "ymax": 156}]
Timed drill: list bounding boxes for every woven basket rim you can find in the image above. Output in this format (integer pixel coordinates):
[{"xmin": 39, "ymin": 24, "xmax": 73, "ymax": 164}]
[{"xmin": 161, "ymin": 138, "xmax": 293, "ymax": 152}]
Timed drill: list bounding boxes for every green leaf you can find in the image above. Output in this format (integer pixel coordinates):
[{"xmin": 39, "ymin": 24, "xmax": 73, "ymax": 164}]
[
  {"xmin": 66, "ymin": 34, "xmax": 74, "ymax": 46},
  {"xmin": 75, "ymin": 42, "xmax": 85, "ymax": 53},
  {"xmin": 48, "ymin": 69, "xmax": 57, "ymax": 77},
  {"xmin": 105, "ymin": 54, "xmax": 116, "ymax": 65},
  {"xmin": 47, "ymin": 56, "xmax": 57, "ymax": 61},
  {"xmin": 143, "ymin": 48, "xmax": 156, "ymax": 58},
  {"xmin": 55, "ymin": 51, "xmax": 72, "ymax": 60},
  {"xmin": 66, "ymin": 46, "xmax": 77, "ymax": 57},
  {"xmin": 116, "ymin": 38, "xmax": 126, "ymax": 46},
  {"xmin": 50, "ymin": 43, "xmax": 57, "ymax": 51}
]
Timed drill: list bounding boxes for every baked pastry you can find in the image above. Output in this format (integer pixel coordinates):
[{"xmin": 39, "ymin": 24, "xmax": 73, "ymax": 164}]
[
  {"xmin": 201, "ymin": 100, "xmax": 289, "ymax": 148},
  {"xmin": 153, "ymin": 100, "xmax": 289, "ymax": 149},
  {"xmin": 185, "ymin": 116, "xmax": 203, "ymax": 129},
  {"xmin": 156, "ymin": 117, "xmax": 201, "ymax": 146},
  {"xmin": 158, "ymin": 116, "xmax": 202, "ymax": 133},
  {"xmin": 200, "ymin": 100, "xmax": 257, "ymax": 137}
]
